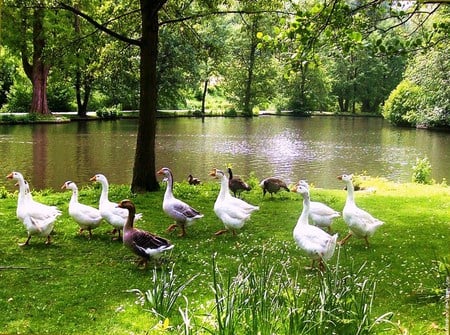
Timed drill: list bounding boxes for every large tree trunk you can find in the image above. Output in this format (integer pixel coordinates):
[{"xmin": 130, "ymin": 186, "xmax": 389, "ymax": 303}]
[
  {"xmin": 75, "ymin": 71, "xmax": 90, "ymax": 117},
  {"xmin": 23, "ymin": 6, "xmax": 51, "ymax": 115},
  {"xmin": 243, "ymin": 19, "xmax": 259, "ymax": 117},
  {"xmin": 30, "ymin": 61, "xmax": 51, "ymax": 114},
  {"xmin": 74, "ymin": 2, "xmax": 89, "ymax": 118},
  {"xmin": 131, "ymin": 1, "xmax": 162, "ymax": 192}
]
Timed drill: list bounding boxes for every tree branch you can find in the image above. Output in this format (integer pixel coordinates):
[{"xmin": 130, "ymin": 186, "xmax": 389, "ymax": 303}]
[
  {"xmin": 58, "ymin": 2, "xmax": 141, "ymax": 47},
  {"xmin": 159, "ymin": 9, "xmax": 294, "ymax": 26}
]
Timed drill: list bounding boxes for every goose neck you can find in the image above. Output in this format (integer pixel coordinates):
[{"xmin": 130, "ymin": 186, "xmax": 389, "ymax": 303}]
[
  {"xmin": 124, "ymin": 207, "xmax": 136, "ymax": 230},
  {"xmin": 297, "ymin": 195, "xmax": 310, "ymax": 225},
  {"xmin": 163, "ymin": 171, "xmax": 174, "ymax": 199},
  {"xmin": 218, "ymin": 175, "xmax": 230, "ymax": 199},
  {"xmin": 70, "ymin": 188, "xmax": 79, "ymax": 203},
  {"xmin": 345, "ymin": 181, "xmax": 355, "ymax": 205},
  {"xmin": 99, "ymin": 180, "xmax": 109, "ymax": 202}
]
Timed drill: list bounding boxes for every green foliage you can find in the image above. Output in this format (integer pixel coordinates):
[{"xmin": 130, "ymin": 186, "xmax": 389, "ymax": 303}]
[
  {"xmin": 1, "ymin": 82, "xmax": 32, "ymax": 113},
  {"xmin": 382, "ymin": 80, "xmax": 422, "ymax": 126},
  {"xmin": 412, "ymin": 157, "xmax": 432, "ymax": 185},
  {"xmin": 0, "ymin": 49, "xmax": 17, "ymax": 108},
  {"xmin": 223, "ymin": 107, "xmax": 237, "ymax": 117},
  {"xmin": 128, "ymin": 265, "xmax": 198, "ymax": 320},
  {"xmin": 209, "ymin": 250, "xmax": 393, "ymax": 335},
  {"xmin": 95, "ymin": 105, "xmax": 123, "ymax": 119},
  {"xmin": 47, "ymin": 79, "xmax": 75, "ymax": 113}
]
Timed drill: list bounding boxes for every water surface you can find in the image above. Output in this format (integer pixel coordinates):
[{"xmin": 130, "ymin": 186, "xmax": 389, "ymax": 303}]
[{"xmin": 0, "ymin": 116, "xmax": 448, "ymax": 192}]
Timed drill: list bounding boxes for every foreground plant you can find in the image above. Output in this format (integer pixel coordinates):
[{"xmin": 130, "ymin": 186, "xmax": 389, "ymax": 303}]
[
  {"xmin": 128, "ymin": 264, "xmax": 198, "ymax": 320},
  {"xmin": 207, "ymin": 249, "xmax": 395, "ymax": 335}
]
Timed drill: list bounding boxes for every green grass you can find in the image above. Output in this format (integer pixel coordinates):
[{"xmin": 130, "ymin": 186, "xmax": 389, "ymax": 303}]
[{"xmin": 0, "ymin": 177, "xmax": 448, "ymax": 334}]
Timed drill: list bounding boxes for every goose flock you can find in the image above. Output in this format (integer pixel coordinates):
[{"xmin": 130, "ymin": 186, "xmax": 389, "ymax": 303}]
[{"xmin": 5, "ymin": 168, "xmax": 384, "ymax": 270}]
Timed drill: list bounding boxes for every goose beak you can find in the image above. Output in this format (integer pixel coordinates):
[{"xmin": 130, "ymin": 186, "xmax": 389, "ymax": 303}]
[
  {"xmin": 156, "ymin": 168, "xmax": 164, "ymax": 175},
  {"xmin": 337, "ymin": 175, "xmax": 343, "ymax": 180},
  {"xmin": 61, "ymin": 184, "xmax": 66, "ymax": 190},
  {"xmin": 6, "ymin": 173, "xmax": 13, "ymax": 179},
  {"xmin": 89, "ymin": 176, "xmax": 97, "ymax": 182},
  {"xmin": 290, "ymin": 185, "xmax": 298, "ymax": 192},
  {"xmin": 209, "ymin": 169, "xmax": 217, "ymax": 177}
]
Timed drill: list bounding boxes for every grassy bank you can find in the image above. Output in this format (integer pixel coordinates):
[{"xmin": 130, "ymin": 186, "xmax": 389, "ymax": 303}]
[{"xmin": 0, "ymin": 176, "xmax": 448, "ymax": 334}]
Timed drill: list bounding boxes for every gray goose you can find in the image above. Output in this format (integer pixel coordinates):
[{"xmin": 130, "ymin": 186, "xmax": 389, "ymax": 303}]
[
  {"xmin": 228, "ymin": 168, "xmax": 251, "ymax": 198},
  {"xmin": 260, "ymin": 177, "xmax": 290, "ymax": 197},
  {"xmin": 157, "ymin": 167, "xmax": 204, "ymax": 236},
  {"xmin": 118, "ymin": 199, "xmax": 174, "ymax": 268}
]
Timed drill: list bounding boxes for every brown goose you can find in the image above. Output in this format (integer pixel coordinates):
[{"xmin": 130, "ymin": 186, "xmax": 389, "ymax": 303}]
[
  {"xmin": 117, "ymin": 199, "xmax": 174, "ymax": 268},
  {"xmin": 228, "ymin": 168, "xmax": 251, "ymax": 198},
  {"xmin": 187, "ymin": 174, "xmax": 201, "ymax": 185},
  {"xmin": 260, "ymin": 177, "xmax": 290, "ymax": 197}
]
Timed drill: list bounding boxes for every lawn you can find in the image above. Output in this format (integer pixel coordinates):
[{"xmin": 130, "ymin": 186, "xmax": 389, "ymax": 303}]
[{"xmin": 0, "ymin": 175, "xmax": 448, "ymax": 334}]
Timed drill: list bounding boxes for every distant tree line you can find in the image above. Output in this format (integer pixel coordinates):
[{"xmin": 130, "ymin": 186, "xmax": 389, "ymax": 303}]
[{"xmin": 0, "ymin": 1, "xmax": 447, "ymax": 123}]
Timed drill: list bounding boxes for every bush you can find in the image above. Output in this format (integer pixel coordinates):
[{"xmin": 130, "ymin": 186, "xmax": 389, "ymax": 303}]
[
  {"xmin": 1, "ymin": 82, "xmax": 32, "ymax": 113},
  {"xmin": 95, "ymin": 104, "xmax": 123, "ymax": 119},
  {"xmin": 223, "ymin": 107, "xmax": 237, "ymax": 117},
  {"xmin": 382, "ymin": 80, "xmax": 423, "ymax": 127},
  {"xmin": 412, "ymin": 157, "xmax": 432, "ymax": 184},
  {"xmin": 47, "ymin": 82, "xmax": 75, "ymax": 112}
]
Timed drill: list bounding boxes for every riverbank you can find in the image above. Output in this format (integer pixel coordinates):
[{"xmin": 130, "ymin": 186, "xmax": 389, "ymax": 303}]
[{"xmin": 0, "ymin": 109, "xmax": 385, "ymax": 125}]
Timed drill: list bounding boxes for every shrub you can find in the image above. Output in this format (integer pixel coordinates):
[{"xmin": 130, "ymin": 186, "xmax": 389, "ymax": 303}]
[
  {"xmin": 47, "ymin": 82, "xmax": 75, "ymax": 112},
  {"xmin": 2, "ymin": 82, "xmax": 31, "ymax": 113},
  {"xmin": 223, "ymin": 107, "xmax": 237, "ymax": 117},
  {"xmin": 412, "ymin": 157, "xmax": 432, "ymax": 184},
  {"xmin": 95, "ymin": 104, "xmax": 123, "ymax": 119},
  {"xmin": 382, "ymin": 80, "xmax": 423, "ymax": 127}
]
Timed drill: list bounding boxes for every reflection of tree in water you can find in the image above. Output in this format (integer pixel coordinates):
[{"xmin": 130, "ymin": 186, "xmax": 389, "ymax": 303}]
[
  {"xmin": 32, "ymin": 124, "xmax": 48, "ymax": 190},
  {"xmin": 75, "ymin": 121, "xmax": 93, "ymax": 176}
]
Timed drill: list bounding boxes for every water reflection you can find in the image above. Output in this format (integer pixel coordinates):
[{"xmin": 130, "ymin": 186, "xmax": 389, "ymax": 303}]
[{"xmin": 0, "ymin": 116, "xmax": 449, "ymax": 192}]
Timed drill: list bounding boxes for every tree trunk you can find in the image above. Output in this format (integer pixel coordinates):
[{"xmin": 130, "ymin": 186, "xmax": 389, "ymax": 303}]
[
  {"xmin": 74, "ymin": 2, "xmax": 89, "ymax": 118},
  {"xmin": 27, "ymin": 6, "xmax": 51, "ymax": 115},
  {"xmin": 131, "ymin": 1, "xmax": 161, "ymax": 192},
  {"xmin": 201, "ymin": 79, "xmax": 208, "ymax": 122},
  {"xmin": 75, "ymin": 71, "xmax": 90, "ymax": 117},
  {"xmin": 30, "ymin": 61, "xmax": 51, "ymax": 114},
  {"xmin": 243, "ymin": 19, "xmax": 258, "ymax": 117}
]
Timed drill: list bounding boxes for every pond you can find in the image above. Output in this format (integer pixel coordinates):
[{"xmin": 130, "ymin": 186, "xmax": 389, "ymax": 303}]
[{"xmin": 0, "ymin": 115, "xmax": 449, "ymax": 192}]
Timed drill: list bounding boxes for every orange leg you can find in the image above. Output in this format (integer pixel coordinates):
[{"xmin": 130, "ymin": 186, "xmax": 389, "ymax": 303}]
[
  {"xmin": 214, "ymin": 229, "xmax": 228, "ymax": 236},
  {"xmin": 166, "ymin": 224, "xmax": 178, "ymax": 233},
  {"xmin": 179, "ymin": 225, "xmax": 187, "ymax": 237},
  {"xmin": 338, "ymin": 232, "xmax": 353, "ymax": 245}
]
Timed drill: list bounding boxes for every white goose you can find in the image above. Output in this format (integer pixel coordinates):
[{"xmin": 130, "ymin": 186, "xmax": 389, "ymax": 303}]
[
  {"xmin": 157, "ymin": 167, "xmax": 204, "ymax": 237},
  {"xmin": 61, "ymin": 181, "xmax": 103, "ymax": 238},
  {"xmin": 90, "ymin": 173, "xmax": 142, "ymax": 239},
  {"xmin": 337, "ymin": 174, "xmax": 384, "ymax": 246},
  {"xmin": 292, "ymin": 183, "xmax": 338, "ymax": 270},
  {"xmin": 7, "ymin": 171, "xmax": 61, "ymax": 245},
  {"xmin": 294, "ymin": 180, "xmax": 340, "ymax": 232},
  {"xmin": 209, "ymin": 168, "xmax": 259, "ymax": 236}
]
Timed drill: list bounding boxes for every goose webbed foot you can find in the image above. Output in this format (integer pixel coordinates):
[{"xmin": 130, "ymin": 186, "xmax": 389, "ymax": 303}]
[
  {"xmin": 19, "ymin": 236, "xmax": 32, "ymax": 246},
  {"xmin": 214, "ymin": 229, "xmax": 228, "ymax": 236},
  {"xmin": 166, "ymin": 224, "xmax": 178, "ymax": 233}
]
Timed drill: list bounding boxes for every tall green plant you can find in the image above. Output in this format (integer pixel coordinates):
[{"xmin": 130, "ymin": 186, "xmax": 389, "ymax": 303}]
[
  {"xmin": 412, "ymin": 157, "xmax": 432, "ymax": 184},
  {"xmin": 208, "ymin": 250, "xmax": 394, "ymax": 335},
  {"xmin": 128, "ymin": 264, "xmax": 198, "ymax": 320}
]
